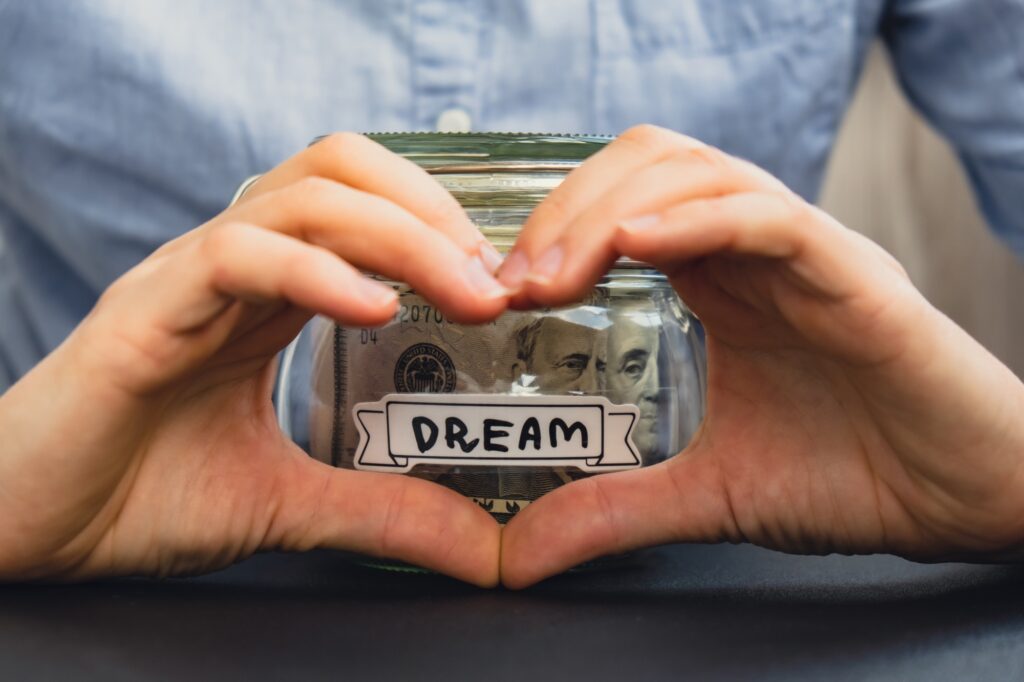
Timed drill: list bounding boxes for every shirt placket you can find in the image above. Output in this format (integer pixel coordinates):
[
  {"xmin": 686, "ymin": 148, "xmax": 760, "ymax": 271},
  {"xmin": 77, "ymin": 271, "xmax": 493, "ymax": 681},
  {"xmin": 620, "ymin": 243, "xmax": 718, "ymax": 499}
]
[{"xmin": 411, "ymin": 0, "xmax": 482, "ymax": 132}]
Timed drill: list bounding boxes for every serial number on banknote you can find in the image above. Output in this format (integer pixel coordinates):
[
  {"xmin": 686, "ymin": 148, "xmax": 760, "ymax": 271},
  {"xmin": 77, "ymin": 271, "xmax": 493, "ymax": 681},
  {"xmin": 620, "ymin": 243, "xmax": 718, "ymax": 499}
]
[
  {"xmin": 396, "ymin": 303, "xmax": 447, "ymax": 325},
  {"xmin": 388, "ymin": 301, "xmax": 498, "ymax": 329}
]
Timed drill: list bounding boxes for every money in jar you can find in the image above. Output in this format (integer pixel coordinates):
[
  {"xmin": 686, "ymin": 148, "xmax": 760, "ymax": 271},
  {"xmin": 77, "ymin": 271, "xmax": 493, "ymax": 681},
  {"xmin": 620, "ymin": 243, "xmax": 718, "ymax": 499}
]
[{"xmin": 277, "ymin": 133, "xmax": 707, "ymax": 535}]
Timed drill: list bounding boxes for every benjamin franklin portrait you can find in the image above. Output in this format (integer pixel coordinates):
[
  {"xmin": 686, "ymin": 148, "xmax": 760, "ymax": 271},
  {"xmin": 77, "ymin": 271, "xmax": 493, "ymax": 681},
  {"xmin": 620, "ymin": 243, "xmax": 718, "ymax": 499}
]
[{"xmin": 435, "ymin": 301, "xmax": 662, "ymax": 522}]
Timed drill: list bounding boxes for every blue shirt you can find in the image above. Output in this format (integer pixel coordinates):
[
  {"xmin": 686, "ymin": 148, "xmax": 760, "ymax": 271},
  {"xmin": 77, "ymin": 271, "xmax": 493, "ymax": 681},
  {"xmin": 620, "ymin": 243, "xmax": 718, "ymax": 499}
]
[{"xmin": 1, "ymin": 0, "xmax": 1023, "ymax": 392}]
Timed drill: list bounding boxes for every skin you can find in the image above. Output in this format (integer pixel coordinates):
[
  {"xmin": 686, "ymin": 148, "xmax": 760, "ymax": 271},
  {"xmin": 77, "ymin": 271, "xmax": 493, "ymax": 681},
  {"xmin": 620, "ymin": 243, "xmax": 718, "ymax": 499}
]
[
  {"xmin": 2, "ymin": 126, "xmax": 1023, "ymax": 588},
  {"xmin": 498, "ymin": 124, "xmax": 1024, "ymax": 589},
  {"xmin": 606, "ymin": 306, "xmax": 661, "ymax": 455},
  {"xmin": 0, "ymin": 133, "xmax": 508, "ymax": 586}
]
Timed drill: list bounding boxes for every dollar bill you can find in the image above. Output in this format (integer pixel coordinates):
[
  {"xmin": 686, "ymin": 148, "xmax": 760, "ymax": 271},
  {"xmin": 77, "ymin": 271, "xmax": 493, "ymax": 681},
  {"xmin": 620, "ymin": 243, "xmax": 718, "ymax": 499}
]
[{"xmin": 309, "ymin": 288, "xmax": 665, "ymax": 523}]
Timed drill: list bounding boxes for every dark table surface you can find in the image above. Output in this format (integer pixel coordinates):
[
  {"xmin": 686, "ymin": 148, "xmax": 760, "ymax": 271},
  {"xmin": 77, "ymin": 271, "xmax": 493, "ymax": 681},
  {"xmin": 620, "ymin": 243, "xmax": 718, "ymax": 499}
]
[{"xmin": 2, "ymin": 544, "xmax": 1023, "ymax": 681}]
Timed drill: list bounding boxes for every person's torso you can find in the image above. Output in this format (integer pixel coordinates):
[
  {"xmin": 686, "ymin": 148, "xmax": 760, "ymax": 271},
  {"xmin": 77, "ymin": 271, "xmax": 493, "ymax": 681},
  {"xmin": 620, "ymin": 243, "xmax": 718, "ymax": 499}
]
[{"xmin": 0, "ymin": 0, "xmax": 883, "ymax": 388}]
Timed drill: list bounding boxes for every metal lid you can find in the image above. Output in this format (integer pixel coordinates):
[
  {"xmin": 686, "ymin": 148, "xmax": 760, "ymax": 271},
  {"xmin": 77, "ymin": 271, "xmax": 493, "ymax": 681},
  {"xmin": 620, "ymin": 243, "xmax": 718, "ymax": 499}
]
[{"xmin": 313, "ymin": 132, "xmax": 613, "ymax": 170}]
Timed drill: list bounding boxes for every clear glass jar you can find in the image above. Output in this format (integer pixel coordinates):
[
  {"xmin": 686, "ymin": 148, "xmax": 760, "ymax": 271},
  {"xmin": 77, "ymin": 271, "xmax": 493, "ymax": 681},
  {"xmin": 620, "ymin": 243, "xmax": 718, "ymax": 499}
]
[{"xmin": 279, "ymin": 133, "xmax": 706, "ymax": 532}]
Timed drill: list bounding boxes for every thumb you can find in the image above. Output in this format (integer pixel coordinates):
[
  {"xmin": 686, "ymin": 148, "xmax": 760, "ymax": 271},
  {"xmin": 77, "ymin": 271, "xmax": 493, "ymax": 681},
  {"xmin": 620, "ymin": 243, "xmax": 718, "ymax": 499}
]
[
  {"xmin": 500, "ymin": 449, "xmax": 733, "ymax": 588},
  {"xmin": 268, "ymin": 454, "xmax": 501, "ymax": 587}
]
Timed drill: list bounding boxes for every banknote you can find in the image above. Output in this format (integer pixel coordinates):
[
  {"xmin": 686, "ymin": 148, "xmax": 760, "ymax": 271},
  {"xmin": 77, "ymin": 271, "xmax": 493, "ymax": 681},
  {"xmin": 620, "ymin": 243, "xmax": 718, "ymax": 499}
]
[{"xmin": 309, "ymin": 288, "xmax": 665, "ymax": 523}]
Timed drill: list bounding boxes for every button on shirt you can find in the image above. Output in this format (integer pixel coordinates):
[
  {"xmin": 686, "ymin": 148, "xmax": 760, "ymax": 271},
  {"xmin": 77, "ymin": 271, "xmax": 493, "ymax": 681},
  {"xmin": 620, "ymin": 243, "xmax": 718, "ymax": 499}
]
[{"xmin": 0, "ymin": 0, "xmax": 1023, "ymax": 392}]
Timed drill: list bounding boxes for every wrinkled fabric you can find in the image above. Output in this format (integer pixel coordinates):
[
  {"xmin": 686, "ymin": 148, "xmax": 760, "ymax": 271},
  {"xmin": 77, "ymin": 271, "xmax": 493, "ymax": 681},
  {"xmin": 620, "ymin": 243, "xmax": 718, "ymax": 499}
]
[{"xmin": 1, "ymin": 0, "xmax": 1023, "ymax": 392}]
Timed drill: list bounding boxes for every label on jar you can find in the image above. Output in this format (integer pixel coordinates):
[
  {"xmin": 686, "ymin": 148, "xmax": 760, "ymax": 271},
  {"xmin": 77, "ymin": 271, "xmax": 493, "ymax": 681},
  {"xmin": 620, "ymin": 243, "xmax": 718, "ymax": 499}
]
[{"xmin": 352, "ymin": 394, "xmax": 642, "ymax": 474}]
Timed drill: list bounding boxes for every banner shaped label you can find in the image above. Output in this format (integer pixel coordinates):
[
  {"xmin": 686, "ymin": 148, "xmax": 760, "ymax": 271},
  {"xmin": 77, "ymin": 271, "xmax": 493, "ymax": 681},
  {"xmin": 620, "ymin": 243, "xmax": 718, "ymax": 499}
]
[{"xmin": 353, "ymin": 394, "xmax": 642, "ymax": 473}]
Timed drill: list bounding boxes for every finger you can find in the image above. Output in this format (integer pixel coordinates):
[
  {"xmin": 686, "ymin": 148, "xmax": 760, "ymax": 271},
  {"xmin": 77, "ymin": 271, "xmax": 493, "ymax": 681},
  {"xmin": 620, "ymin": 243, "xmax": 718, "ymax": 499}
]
[
  {"xmin": 269, "ymin": 454, "xmax": 501, "ymax": 587},
  {"xmin": 612, "ymin": 193, "xmax": 923, "ymax": 365},
  {"xmin": 176, "ymin": 222, "xmax": 398, "ymax": 330},
  {"xmin": 500, "ymin": 453, "xmax": 732, "ymax": 589},
  {"xmin": 237, "ymin": 132, "xmax": 497, "ymax": 263},
  {"xmin": 613, "ymin": 192, "xmax": 865, "ymax": 299},
  {"xmin": 91, "ymin": 223, "xmax": 399, "ymax": 393},
  {"xmin": 499, "ymin": 124, "xmax": 704, "ymax": 291},
  {"xmin": 517, "ymin": 148, "xmax": 762, "ymax": 307},
  {"xmin": 215, "ymin": 178, "xmax": 510, "ymax": 323}
]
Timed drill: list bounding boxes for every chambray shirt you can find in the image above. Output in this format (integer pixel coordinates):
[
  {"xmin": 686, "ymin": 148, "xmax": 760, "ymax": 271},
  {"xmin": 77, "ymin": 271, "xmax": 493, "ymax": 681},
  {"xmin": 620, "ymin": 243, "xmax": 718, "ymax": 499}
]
[{"xmin": 1, "ymin": 0, "xmax": 1023, "ymax": 393}]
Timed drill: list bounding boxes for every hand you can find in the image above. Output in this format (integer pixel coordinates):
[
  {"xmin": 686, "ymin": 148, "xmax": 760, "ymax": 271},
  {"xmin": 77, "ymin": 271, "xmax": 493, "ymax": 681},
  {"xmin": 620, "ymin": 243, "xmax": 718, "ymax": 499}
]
[
  {"xmin": 0, "ymin": 134, "xmax": 509, "ymax": 585},
  {"xmin": 499, "ymin": 125, "xmax": 1024, "ymax": 588}
]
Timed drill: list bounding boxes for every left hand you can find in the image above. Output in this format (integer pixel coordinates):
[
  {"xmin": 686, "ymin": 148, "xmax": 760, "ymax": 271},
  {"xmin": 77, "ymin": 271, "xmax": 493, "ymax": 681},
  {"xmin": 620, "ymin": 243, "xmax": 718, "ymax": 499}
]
[{"xmin": 497, "ymin": 125, "xmax": 1024, "ymax": 588}]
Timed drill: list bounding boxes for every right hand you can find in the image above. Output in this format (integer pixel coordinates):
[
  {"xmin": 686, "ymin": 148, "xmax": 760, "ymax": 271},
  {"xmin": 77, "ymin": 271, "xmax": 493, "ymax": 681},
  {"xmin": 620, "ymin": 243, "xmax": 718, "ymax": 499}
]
[{"xmin": 0, "ymin": 133, "xmax": 508, "ymax": 585}]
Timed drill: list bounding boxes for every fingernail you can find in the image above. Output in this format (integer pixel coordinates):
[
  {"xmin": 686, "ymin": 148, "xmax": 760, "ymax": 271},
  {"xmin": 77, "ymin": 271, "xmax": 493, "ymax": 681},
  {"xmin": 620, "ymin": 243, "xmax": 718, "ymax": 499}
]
[
  {"xmin": 497, "ymin": 250, "xmax": 530, "ymax": 291},
  {"xmin": 525, "ymin": 244, "xmax": 563, "ymax": 286},
  {"xmin": 478, "ymin": 240, "xmax": 504, "ymax": 274},
  {"xmin": 619, "ymin": 214, "xmax": 662, "ymax": 233},
  {"xmin": 357, "ymin": 277, "xmax": 398, "ymax": 306},
  {"xmin": 464, "ymin": 255, "xmax": 511, "ymax": 299}
]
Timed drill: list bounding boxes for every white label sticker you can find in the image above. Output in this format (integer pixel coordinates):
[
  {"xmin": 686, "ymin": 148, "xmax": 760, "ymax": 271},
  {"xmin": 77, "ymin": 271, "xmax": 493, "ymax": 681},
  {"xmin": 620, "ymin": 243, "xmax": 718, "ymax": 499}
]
[{"xmin": 352, "ymin": 394, "xmax": 642, "ymax": 473}]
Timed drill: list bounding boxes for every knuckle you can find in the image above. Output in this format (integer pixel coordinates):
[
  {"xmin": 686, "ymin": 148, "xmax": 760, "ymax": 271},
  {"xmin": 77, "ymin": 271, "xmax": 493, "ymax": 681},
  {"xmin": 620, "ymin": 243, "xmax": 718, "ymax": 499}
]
[
  {"xmin": 282, "ymin": 177, "xmax": 339, "ymax": 221},
  {"xmin": 870, "ymin": 246, "xmax": 911, "ymax": 281},
  {"xmin": 683, "ymin": 144, "xmax": 731, "ymax": 171},
  {"xmin": 658, "ymin": 155, "xmax": 708, "ymax": 184},
  {"xmin": 96, "ymin": 274, "xmax": 129, "ymax": 309},
  {"xmin": 619, "ymin": 124, "xmax": 695, "ymax": 158},
  {"xmin": 199, "ymin": 223, "xmax": 250, "ymax": 285},
  {"xmin": 736, "ymin": 157, "xmax": 791, "ymax": 193},
  {"xmin": 620, "ymin": 123, "xmax": 671, "ymax": 149},
  {"xmin": 424, "ymin": 190, "xmax": 470, "ymax": 231},
  {"xmin": 775, "ymin": 192, "xmax": 813, "ymax": 225},
  {"xmin": 759, "ymin": 193, "xmax": 813, "ymax": 254},
  {"xmin": 291, "ymin": 175, "xmax": 337, "ymax": 203},
  {"xmin": 882, "ymin": 249, "xmax": 911, "ymax": 280},
  {"xmin": 200, "ymin": 223, "xmax": 239, "ymax": 263},
  {"xmin": 307, "ymin": 132, "xmax": 370, "ymax": 178},
  {"xmin": 315, "ymin": 131, "xmax": 366, "ymax": 159}
]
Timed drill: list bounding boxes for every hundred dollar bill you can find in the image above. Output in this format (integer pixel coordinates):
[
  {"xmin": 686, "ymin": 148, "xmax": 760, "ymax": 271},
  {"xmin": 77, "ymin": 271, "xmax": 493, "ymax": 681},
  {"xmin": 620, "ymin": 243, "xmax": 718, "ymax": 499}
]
[{"xmin": 309, "ymin": 287, "xmax": 663, "ymax": 524}]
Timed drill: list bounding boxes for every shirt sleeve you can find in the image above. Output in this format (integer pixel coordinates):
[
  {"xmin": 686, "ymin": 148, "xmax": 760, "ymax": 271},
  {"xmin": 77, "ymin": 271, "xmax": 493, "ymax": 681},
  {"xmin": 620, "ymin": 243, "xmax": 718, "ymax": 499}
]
[{"xmin": 882, "ymin": 0, "xmax": 1024, "ymax": 256}]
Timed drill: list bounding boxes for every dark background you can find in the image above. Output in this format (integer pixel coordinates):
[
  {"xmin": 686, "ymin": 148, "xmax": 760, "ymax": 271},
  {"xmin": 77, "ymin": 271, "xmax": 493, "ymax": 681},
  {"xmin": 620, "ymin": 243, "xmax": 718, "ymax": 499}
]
[{"xmin": 2, "ymin": 543, "xmax": 1023, "ymax": 681}]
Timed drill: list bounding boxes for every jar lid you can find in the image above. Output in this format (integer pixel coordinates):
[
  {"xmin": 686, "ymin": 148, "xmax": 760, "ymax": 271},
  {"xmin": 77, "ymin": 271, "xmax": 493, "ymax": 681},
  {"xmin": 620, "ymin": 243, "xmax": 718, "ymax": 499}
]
[
  {"xmin": 366, "ymin": 132, "xmax": 612, "ymax": 173},
  {"xmin": 312, "ymin": 132, "xmax": 610, "ymax": 167}
]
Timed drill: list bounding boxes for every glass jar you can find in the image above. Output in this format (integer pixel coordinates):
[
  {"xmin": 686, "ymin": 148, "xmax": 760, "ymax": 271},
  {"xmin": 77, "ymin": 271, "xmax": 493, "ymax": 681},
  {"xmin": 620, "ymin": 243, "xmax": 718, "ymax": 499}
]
[{"xmin": 278, "ymin": 133, "xmax": 706, "ymax": 535}]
